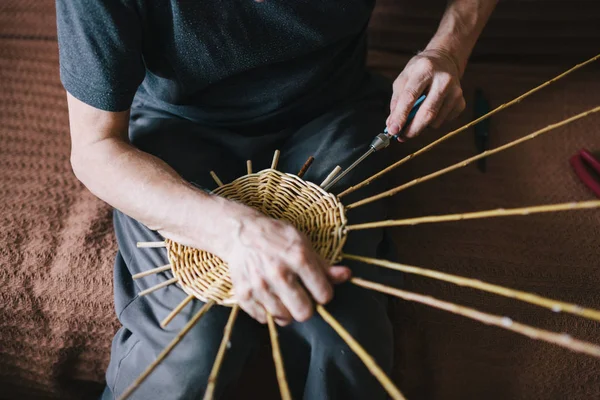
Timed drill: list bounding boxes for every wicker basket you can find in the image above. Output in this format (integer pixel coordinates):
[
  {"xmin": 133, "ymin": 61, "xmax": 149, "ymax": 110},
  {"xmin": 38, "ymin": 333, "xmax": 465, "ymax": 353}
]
[{"xmin": 167, "ymin": 168, "xmax": 347, "ymax": 305}]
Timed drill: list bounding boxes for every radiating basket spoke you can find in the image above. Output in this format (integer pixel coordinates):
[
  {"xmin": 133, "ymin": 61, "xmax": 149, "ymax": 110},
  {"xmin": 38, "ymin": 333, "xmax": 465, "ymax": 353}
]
[
  {"xmin": 161, "ymin": 294, "xmax": 195, "ymax": 328},
  {"xmin": 204, "ymin": 305, "xmax": 240, "ymax": 400},
  {"xmin": 347, "ymin": 106, "xmax": 600, "ymax": 209},
  {"xmin": 271, "ymin": 149, "xmax": 281, "ymax": 170},
  {"xmin": 319, "ymin": 165, "xmax": 342, "ymax": 188},
  {"xmin": 343, "ymin": 253, "xmax": 600, "ymax": 322},
  {"xmin": 247, "ymin": 160, "xmax": 253, "ymax": 175},
  {"xmin": 118, "ymin": 300, "xmax": 216, "ymax": 400},
  {"xmin": 267, "ymin": 313, "xmax": 292, "ymax": 400},
  {"xmin": 346, "ymin": 200, "xmax": 600, "ymax": 230},
  {"xmin": 139, "ymin": 277, "xmax": 178, "ymax": 297},
  {"xmin": 136, "ymin": 241, "xmax": 166, "ymax": 248},
  {"xmin": 316, "ymin": 305, "xmax": 406, "ymax": 400},
  {"xmin": 132, "ymin": 264, "xmax": 172, "ymax": 279},
  {"xmin": 338, "ymin": 53, "xmax": 600, "ymax": 198},
  {"xmin": 297, "ymin": 156, "xmax": 315, "ymax": 178},
  {"xmin": 351, "ymin": 277, "xmax": 600, "ymax": 358},
  {"xmin": 210, "ymin": 171, "xmax": 224, "ymax": 187}
]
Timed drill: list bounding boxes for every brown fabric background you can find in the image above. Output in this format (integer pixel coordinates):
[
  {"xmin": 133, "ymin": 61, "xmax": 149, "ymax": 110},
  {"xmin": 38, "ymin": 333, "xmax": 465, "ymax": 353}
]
[{"xmin": 1, "ymin": 1, "xmax": 599, "ymax": 399}]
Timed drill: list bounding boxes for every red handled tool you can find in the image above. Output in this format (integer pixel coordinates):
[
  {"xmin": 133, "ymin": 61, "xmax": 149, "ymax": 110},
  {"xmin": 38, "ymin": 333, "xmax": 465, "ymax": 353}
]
[{"xmin": 570, "ymin": 149, "xmax": 600, "ymax": 198}]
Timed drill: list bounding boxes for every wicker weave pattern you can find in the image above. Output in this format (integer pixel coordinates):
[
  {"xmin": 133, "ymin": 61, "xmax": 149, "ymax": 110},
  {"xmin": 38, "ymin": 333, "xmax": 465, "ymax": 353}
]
[{"xmin": 167, "ymin": 169, "xmax": 347, "ymax": 305}]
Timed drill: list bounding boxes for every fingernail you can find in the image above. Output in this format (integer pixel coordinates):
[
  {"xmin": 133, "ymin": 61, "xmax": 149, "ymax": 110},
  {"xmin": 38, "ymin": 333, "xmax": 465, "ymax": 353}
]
[
  {"xmin": 318, "ymin": 290, "xmax": 332, "ymax": 305},
  {"xmin": 276, "ymin": 318, "xmax": 290, "ymax": 327},
  {"xmin": 298, "ymin": 310, "xmax": 313, "ymax": 322},
  {"xmin": 390, "ymin": 124, "xmax": 400, "ymax": 135}
]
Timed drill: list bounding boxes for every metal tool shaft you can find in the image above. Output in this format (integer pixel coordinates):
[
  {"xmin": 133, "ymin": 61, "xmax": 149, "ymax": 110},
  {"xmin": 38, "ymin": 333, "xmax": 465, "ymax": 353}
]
[
  {"xmin": 323, "ymin": 147, "xmax": 375, "ymax": 191},
  {"xmin": 323, "ymin": 94, "xmax": 426, "ymax": 192}
]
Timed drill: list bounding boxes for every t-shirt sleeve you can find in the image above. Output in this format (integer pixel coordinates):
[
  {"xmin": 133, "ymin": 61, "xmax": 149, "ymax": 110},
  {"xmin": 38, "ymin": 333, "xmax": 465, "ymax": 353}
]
[{"xmin": 56, "ymin": 0, "xmax": 145, "ymax": 112}]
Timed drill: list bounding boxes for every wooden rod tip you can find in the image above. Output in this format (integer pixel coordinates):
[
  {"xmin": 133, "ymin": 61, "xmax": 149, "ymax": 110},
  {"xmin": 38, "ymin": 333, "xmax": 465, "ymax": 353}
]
[
  {"xmin": 210, "ymin": 171, "xmax": 224, "ymax": 187},
  {"xmin": 136, "ymin": 241, "xmax": 166, "ymax": 248},
  {"xmin": 320, "ymin": 165, "xmax": 342, "ymax": 188},
  {"xmin": 297, "ymin": 156, "xmax": 315, "ymax": 179},
  {"xmin": 271, "ymin": 150, "xmax": 281, "ymax": 170},
  {"xmin": 138, "ymin": 277, "xmax": 178, "ymax": 297},
  {"xmin": 132, "ymin": 264, "xmax": 171, "ymax": 279}
]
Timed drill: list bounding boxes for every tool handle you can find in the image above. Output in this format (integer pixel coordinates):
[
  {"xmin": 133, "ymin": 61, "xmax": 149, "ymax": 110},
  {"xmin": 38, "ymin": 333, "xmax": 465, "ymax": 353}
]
[
  {"xmin": 570, "ymin": 149, "xmax": 600, "ymax": 198},
  {"xmin": 384, "ymin": 94, "xmax": 427, "ymax": 140},
  {"xmin": 579, "ymin": 149, "xmax": 600, "ymax": 174}
]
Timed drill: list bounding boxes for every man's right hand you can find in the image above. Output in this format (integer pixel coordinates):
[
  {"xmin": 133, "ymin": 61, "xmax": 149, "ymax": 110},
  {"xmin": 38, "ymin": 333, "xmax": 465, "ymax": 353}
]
[{"xmin": 219, "ymin": 204, "xmax": 351, "ymax": 326}]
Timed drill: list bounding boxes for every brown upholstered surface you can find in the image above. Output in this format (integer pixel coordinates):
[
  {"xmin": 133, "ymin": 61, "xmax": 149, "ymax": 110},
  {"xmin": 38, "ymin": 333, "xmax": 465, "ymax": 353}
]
[
  {"xmin": 1, "ymin": 1, "xmax": 600, "ymax": 399},
  {"xmin": 370, "ymin": 0, "xmax": 600, "ymax": 63},
  {"xmin": 0, "ymin": 38, "xmax": 117, "ymax": 399}
]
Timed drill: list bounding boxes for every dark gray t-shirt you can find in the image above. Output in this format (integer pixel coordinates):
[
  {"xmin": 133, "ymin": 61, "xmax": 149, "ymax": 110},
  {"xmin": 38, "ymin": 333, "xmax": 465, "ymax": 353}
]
[{"xmin": 56, "ymin": 0, "xmax": 375, "ymax": 128}]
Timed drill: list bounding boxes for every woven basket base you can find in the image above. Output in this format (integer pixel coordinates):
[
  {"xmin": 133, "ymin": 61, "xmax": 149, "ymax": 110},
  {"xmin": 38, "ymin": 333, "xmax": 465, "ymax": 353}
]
[{"xmin": 166, "ymin": 169, "xmax": 348, "ymax": 305}]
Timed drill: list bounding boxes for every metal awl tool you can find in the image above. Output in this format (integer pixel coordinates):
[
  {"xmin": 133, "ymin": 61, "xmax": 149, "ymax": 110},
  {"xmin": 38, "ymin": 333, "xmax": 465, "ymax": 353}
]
[{"xmin": 323, "ymin": 94, "xmax": 426, "ymax": 191}]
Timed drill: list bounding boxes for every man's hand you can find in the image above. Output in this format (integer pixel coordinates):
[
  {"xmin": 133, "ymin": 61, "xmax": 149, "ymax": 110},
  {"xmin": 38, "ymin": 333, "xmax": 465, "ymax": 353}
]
[
  {"xmin": 386, "ymin": 49, "xmax": 465, "ymax": 141},
  {"xmin": 222, "ymin": 205, "xmax": 350, "ymax": 326},
  {"xmin": 386, "ymin": 0, "xmax": 498, "ymax": 140}
]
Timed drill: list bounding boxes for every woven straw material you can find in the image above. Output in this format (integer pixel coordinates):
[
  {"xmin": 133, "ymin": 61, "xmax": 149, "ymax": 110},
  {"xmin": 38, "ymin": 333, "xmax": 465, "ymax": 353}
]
[{"xmin": 166, "ymin": 168, "xmax": 347, "ymax": 305}]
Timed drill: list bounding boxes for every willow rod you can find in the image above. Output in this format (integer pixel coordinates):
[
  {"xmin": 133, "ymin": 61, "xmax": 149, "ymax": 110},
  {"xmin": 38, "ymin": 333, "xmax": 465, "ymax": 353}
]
[
  {"xmin": 347, "ymin": 200, "xmax": 600, "ymax": 230},
  {"xmin": 316, "ymin": 305, "xmax": 406, "ymax": 400},
  {"xmin": 246, "ymin": 160, "xmax": 253, "ymax": 175},
  {"xmin": 139, "ymin": 277, "xmax": 178, "ymax": 297},
  {"xmin": 160, "ymin": 294, "xmax": 195, "ymax": 328},
  {"xmin": 344, "ymin": 254, "xmax": 600, "ymax": 322},
  {"xmin": 352, "ymin": 278, "xmax": 600, "ymax": 358},
  {"xmin": 132, "ymin": 264, "xmax": 171, "ymax": 279},
  {"xmin": 320, "ymin": 165, "xmax": 342, "ymax": 188},
  {"xmin": 297, "ymin": 156, "xmax": 315, "ymax": 178},
  {"xmin": 347, "ymin": 106, "xmax": 600, "ymax": 209},
  {"xmin": 271, "ymin": 150, "xmax": 281, "ymax": 170},
  {"xmin": 210, "ymin": 171, "xmax": 224, "ymax": 187},
  {"xmin": 119, "ymin": 301, "xmax": 216, "ymax": 400},
  {"xmin": 136, "ymin": 241, "xmax": 166, "ymax": 248},
  {"xmin": 338, "ymin": 53, "xmax": 600, "ymax": 198},
  {"xmin": 204, "ymin": 305, "xmax": 240, "ymax": 400},
  {"xmin": 267, "ymin": 313, "xmax": 292, "ymax": 400}
]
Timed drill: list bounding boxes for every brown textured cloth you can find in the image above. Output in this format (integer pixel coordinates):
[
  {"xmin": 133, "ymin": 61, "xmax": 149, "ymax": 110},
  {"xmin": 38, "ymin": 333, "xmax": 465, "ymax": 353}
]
[
  {"xmin": 1, "ymin": 1, "xmax": 600, "ymax": 399},
  {"xmin": 370, "ymin": 0, "xmax": 600, "ymax": 63}
]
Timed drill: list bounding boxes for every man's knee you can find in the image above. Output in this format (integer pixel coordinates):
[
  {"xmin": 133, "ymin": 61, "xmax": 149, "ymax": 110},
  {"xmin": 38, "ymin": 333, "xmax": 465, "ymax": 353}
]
[
  {"xmin": 160, "ymin": 306, "xmax": 263, "ymax": 392},
  {"xmin": 109, "ymin": 305, "xmax": 262, "ymax": 399}
]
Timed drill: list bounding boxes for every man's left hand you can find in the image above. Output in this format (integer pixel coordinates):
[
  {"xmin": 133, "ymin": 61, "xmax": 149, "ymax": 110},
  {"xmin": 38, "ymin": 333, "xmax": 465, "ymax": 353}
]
[{"xmin": 386, "ymin": 48, "xmax": 466, "ymax": 140}]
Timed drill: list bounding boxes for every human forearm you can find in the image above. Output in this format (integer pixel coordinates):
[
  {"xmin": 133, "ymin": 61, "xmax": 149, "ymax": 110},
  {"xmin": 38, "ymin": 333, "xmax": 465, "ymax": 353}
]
[
  {"xmin": 66, "ymin": 93, "xmax": 251, "ymax": 256},
  {"xmin": 425, "ymin": 0, "xmax": 499, "ymax": 76},
  {"xmin": 71, "ymin": 137, "xmax": 246, "ymax": 255}
]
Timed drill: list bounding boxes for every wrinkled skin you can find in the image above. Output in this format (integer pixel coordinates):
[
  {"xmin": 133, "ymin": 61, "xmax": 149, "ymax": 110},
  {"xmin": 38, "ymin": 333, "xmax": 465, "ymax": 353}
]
[
  {"xmin": 386, "ymin": 49, "xmax": 466, "ymax": 141},
  {"xmin": 224, "ymin": 204, "xmax": 350, "ymax": 326}
]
